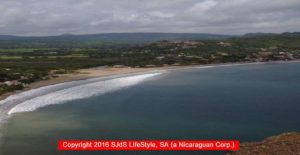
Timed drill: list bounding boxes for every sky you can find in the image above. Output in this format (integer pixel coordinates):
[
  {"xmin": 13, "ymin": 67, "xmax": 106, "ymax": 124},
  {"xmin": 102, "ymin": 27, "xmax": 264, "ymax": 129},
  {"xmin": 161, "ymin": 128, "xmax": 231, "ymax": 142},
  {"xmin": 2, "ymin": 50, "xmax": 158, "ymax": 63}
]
[{"xmin": 0, "ymin": 0, "xmax": 300, "ymax": 36}]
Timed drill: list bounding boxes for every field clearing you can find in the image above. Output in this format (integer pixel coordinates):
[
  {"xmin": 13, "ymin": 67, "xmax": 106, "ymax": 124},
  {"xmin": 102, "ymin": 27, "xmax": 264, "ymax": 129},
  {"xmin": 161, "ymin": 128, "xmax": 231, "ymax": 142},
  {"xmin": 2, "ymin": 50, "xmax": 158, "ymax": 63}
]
[
  {"xmin": 0, "ymin": 54, "xmax": 89, "ymax": 60},
  {"xmin": 0, "ymin": 56, "xmax": 23, "ymax": 59}
]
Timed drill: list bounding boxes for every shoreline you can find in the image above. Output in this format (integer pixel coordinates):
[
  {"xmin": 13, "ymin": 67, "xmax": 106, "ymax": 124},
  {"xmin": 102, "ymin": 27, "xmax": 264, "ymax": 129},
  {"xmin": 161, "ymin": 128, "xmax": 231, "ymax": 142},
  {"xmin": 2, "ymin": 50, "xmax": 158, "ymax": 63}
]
[{"xmin": 1, "ymin": 59, "xmax": 300, "ymax": 102}]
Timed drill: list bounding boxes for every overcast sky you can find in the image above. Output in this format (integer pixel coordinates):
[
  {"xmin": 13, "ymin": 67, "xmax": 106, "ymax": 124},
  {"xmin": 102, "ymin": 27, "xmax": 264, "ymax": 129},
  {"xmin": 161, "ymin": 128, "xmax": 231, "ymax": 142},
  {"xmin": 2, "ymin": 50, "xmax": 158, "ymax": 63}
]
[{"xmin": 0, "ymin": 0, "xmax": 300, "ymax": 36}]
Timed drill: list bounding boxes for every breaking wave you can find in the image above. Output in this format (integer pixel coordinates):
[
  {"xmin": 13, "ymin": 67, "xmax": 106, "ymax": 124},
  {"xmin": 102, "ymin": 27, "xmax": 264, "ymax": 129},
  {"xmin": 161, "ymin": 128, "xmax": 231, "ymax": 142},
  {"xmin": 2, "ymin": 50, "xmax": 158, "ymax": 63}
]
[{"xmin": 0, "ymin": 73, "xmax": 161, "ymax": 120}]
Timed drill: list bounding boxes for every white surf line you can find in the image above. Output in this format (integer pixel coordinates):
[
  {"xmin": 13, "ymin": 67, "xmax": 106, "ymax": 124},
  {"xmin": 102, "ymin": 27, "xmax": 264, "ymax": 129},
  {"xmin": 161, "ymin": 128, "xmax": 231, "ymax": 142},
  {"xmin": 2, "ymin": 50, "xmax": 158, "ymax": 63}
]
[
  {"xmin": 163, "ymin": 60, "xmax": 300, "ymax": 72},
  {"xmin": 0, "ymin": 76, "xmax": 112, "ymax": 105},
  {"xmin": 7, "ymin": 72, "xmax": 161, "ymax": 115}
]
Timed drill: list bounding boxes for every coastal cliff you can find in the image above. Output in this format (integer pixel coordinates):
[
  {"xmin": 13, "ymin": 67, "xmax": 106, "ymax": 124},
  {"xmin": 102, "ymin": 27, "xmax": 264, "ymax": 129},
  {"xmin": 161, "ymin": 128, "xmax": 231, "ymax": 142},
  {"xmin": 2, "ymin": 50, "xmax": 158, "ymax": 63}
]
[{"xmin": 228, "ymin": 132, "xmax": 300, "ymax": 155}]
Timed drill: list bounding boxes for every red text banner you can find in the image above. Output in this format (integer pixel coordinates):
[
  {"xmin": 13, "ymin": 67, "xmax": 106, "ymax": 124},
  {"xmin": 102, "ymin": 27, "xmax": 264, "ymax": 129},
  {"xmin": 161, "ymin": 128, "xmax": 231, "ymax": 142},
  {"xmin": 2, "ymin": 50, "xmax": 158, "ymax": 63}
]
[{"xmin": 58, "ymin": 140, "xmax": 239, "ymax": 151}]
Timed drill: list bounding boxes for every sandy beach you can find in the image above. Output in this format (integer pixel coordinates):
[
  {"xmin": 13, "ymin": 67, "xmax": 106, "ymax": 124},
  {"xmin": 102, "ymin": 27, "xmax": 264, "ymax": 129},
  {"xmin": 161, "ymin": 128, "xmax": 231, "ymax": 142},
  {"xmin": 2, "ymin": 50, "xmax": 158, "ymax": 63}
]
[{"xmin": 0, "ymin": 66, "xmax": 161, "ymax": 101}]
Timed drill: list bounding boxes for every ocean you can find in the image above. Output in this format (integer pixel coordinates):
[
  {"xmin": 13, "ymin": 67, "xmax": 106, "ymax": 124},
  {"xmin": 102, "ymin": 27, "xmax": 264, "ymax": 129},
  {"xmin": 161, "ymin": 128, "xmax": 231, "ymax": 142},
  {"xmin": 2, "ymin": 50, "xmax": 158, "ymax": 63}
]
[{"xmin": 0, "ymin": 61, "xmax": 299, "ymax": 155}]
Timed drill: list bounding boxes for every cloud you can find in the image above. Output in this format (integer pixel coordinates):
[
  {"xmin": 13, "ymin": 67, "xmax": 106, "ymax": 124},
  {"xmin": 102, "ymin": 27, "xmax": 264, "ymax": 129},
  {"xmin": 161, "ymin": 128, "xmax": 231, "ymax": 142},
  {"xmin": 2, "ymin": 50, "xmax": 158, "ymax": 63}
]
[
  {"xmin": 189, "ymin": 0, "xmax": 217, "ymax": 12},
  {"xmin": 0, "ymin": 0, "xmax": 299, "ymax": 36}
]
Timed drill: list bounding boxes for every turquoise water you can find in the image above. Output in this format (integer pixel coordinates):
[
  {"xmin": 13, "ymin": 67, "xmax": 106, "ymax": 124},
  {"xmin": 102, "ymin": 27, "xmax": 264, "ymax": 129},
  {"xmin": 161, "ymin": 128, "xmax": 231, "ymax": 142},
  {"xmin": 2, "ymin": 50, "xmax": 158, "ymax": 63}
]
[{"xmin": 1, "ymin": 62, "xmax": 300, "ymax": 155}]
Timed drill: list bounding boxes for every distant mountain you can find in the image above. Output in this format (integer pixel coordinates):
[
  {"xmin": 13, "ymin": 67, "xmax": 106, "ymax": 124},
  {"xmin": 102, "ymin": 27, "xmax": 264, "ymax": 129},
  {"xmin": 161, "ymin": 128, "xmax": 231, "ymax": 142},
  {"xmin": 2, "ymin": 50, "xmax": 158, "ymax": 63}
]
[
  {"xmin": 243, "ymin": 32, "xmax": 300, "ymax": 38},
  {"xmin": 280, "ymin": 32, "xmax": 300, "ymax": 37},
  {"xmin": 1, "ymin": 32, "xmax": 300, "ymax": 42},
  {"xmin": 243, "ymin": 33, "xmax": 278, "ymax": 37},
  {"xmin": 1, "ymin": 32, "xmax": 299, "ymax": 48},
  {"xmin": 0, "ymin": 33, "xmax": 232, "ymax": 42},
  {"xmin": 0, "ymin": 35, "xmax": 22, "ymax": 40}
]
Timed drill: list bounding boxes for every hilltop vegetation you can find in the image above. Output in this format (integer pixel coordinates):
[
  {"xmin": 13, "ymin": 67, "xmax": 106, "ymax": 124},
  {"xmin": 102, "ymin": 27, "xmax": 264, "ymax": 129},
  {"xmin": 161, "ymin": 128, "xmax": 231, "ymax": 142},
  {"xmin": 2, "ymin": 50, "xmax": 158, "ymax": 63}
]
[{"xmin": 0, "ymin": 32, "xmax": 300, "ymax": 95}]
